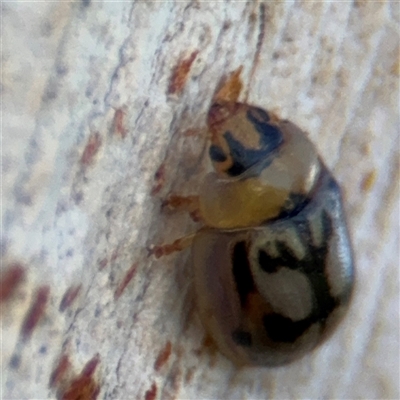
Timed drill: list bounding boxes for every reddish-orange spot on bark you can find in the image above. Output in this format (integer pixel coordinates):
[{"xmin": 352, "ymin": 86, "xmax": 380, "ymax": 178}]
[
  {"xmin": 82, "ymin": 355, "xmax": 100, "ymax": 377},
  {"xmin": 168, "ymin": 51, "xmax": 199, "ymax": 95},
  {"xmin": 21, "ymin": 285, "xmax": 50, "ymax": 340},
  {"xmin": 144, "ymin": 382, "xmax": 157, "ymax": 400},
  {"xmin": 80, "ymin": 132, "xmax": 102, "ymax": 166},
  {"xmin": 151, "ymin": 163, "xmax": 166, "ymax": 196},
  {"xmin": 0, "ymin": 263, "xmax": 25, "ymax": 303},
  {"xmin": 114, "ymin": 263, "xmax": 138, "ymax": 300},
  {"xmin": 154, "ymin": 341, "xmax": 172, "ymax": 371},
  {"xmin": 59, "ymin": 285, "xmax": 81, "ymax": 312},
  {"xmin": 113, "ymin": 108, "xmax": 127, "ymax": 138},
  {"xmin": 213, "ymin": 66, "xmax": 243, "ymax": 103},
  {"xmin": 49, "ymin": 354, "xmax": 71, "ymax": 388},
  {"xmin": 61, "ymin": 355, "xmax": 100, "ymax": 400}
]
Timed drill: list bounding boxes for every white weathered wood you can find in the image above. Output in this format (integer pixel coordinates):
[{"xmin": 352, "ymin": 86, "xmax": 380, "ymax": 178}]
[{"xmin": 2, "ymin": 1, "xmax": 399, "ymax": 399}]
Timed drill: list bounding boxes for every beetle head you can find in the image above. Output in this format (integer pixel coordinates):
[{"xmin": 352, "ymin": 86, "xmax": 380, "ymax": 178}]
[{"xmin": 207, "ymin": 102, "xmax": 284, "ymax": 177}]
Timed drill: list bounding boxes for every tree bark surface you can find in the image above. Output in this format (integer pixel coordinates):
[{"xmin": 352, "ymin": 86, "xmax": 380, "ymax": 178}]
[{"xmin": 2, "ymin": 2, "xmax": 399, "ymax": 399}]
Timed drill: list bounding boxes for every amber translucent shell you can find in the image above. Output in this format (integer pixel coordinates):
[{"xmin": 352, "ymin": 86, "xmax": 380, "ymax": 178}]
[{"xmin": 192, "ymin": 102, "xmax": 354, "ymax": 366}]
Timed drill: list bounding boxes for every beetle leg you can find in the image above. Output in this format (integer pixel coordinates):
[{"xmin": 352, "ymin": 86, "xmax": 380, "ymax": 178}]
[
  {"xmin": 161, "ymin": 195, "xmax": 202, "ymax": 222},
  {"xmin": 148, "ymin": 233, "xmax": 196, "ymax": 259}
]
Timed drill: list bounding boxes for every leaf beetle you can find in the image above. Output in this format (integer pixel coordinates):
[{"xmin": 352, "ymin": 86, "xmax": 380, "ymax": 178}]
[{"xmin": 152, "ymin": 101, "xmax": 354, "ymax": 366}]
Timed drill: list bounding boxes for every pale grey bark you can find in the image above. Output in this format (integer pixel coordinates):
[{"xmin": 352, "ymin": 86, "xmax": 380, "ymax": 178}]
[{"xmin": 2, "ymin": 1, "xmax": 399, "ymax": 399}]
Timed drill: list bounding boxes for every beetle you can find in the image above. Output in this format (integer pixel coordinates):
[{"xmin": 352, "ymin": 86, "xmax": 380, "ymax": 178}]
[{"xmin": 151, "ymin": 102, "xmax": 354, "ymax": 366}]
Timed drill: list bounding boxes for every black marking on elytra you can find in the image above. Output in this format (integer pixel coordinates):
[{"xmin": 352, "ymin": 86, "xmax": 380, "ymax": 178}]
[
  {"xmin": 326, "ymin": 173, "xmax": 341, "ymax": 193},
  {"xmin": 231, "ymin": 241, "xmax": 255, "ymax": 307},
  {"xmin": 258, "ymin": 249, "xmax": 281, "ymax": 273},
  {"xmin": 300, "ymin": 210, "xmax": 336, "ymax": 321},
  {"xmin": 227, "ymin": 160, "xmax": 247, "ymax": 176},
  {"xmin": 262, "ymin": 313, "xmax": 312, "ymax": 343},
  {"xmin": 223, "ymin": 116, "xmax": 283, "ymax": 176},
  {"xmin": 259, "ymin": 210, "xmax": 337, "ymax": 327},
  {"xmin": 232, "ymin": 329, "xmax": 253, "ymax": 347},
  {"xmin": 246, "ymin": 109, "xmax": 282, "ymax": 149},
  {"xmin": 209, "ymin": 145, "xmax": 228, "ymax": 162},
  {"xmin": 258, "ymin": 236, "xmax": 300, "ymax": 274}
]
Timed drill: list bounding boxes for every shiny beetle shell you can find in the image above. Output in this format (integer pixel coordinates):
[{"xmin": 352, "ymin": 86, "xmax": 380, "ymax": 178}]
[{"xmin": 192, "ymin": 102, "xmax": 354, "ymax": 366}]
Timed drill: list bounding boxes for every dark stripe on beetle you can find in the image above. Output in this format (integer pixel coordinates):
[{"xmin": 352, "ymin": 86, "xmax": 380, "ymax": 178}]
[
  {"xmin": 258, "ymin": 250, "xmax": 281, "ymax": 273},
  {"xmin": 209, "ymin": 144, "xmax": 228, "ymax": 162},
  {"xmin": 262, "ymin": 313, "xmax": 312, "ymax": 343},
  {"xmin": 223, "ymin": 129, "xmax": 282, "ymax": 176},
  {"xmin": 227, "ymin": 160, "xmax": 247, "ymax": 176},
  {"xmin": 231, "ymin": 241, "xmax": 255, "ymax": 307},
  {"xmin": 258, "ymin": 209, "xmax": 338, "ymax": 324},
  {"xmin": 246, "ymin": 110, "xmax": 283, "ymax": 151},
  {"xmin": 298, "ymin": 210, "xmax": 337, "ymax": 321}
]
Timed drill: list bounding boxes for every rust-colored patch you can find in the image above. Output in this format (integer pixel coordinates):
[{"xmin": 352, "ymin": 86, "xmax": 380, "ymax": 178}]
[
  {"xmin": 361, "ymin": 170, "xmax": 377, "ymax": 193},
  {"xmin": 144, "ymin": 382, "xmax": 157, "ymax": 400},
  {"xmin": 213, "ymin": 66, "xmax": 243, "ymax": 104},
  {"xmin": 154, "ymin": 341, "xmax": 172, "ymax": 371},
  {"xmin": 21, "ymin": 285, "xmax": 50, "ymax": 340},
  {"xmin": 114, "ymin": 263, "xmax": 138, "ymax": 300},
  {"xmin": 112, "ymin": 108, "xmax": 128, "ymax": 138},
  {"xmin": 168, "ymin": 50, "xmax": 199, "ymax": 95},
  {"xmin": 151, "ymin": 163, "xmax": 166, "ymax": 196},
  {"xmin": 80, "ymin": 132, "xmax": 102, "ymax": 166},
  {"xmin": 61, "ymin": 355, "xmax": 100, "ymax": 400},
  {"xmin": 49, "ymin": 354, "xmax": 71, "ymax": 388},
  {"xmin": 0, "ymin": 263, "xmax": 25, "ymax": 303},
  {"xmin": 59, "ymin": 285, "xmax": 82, "ymax": 312},
  {"xmin": 98, "ymin": 258, "xmax": 108, "ymax": 271}
]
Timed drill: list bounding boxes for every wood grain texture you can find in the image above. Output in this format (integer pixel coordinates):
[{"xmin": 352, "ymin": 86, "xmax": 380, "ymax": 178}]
[{"xmin": 2, "ymin": 1, "xmax": 399, "ymax": 399}]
